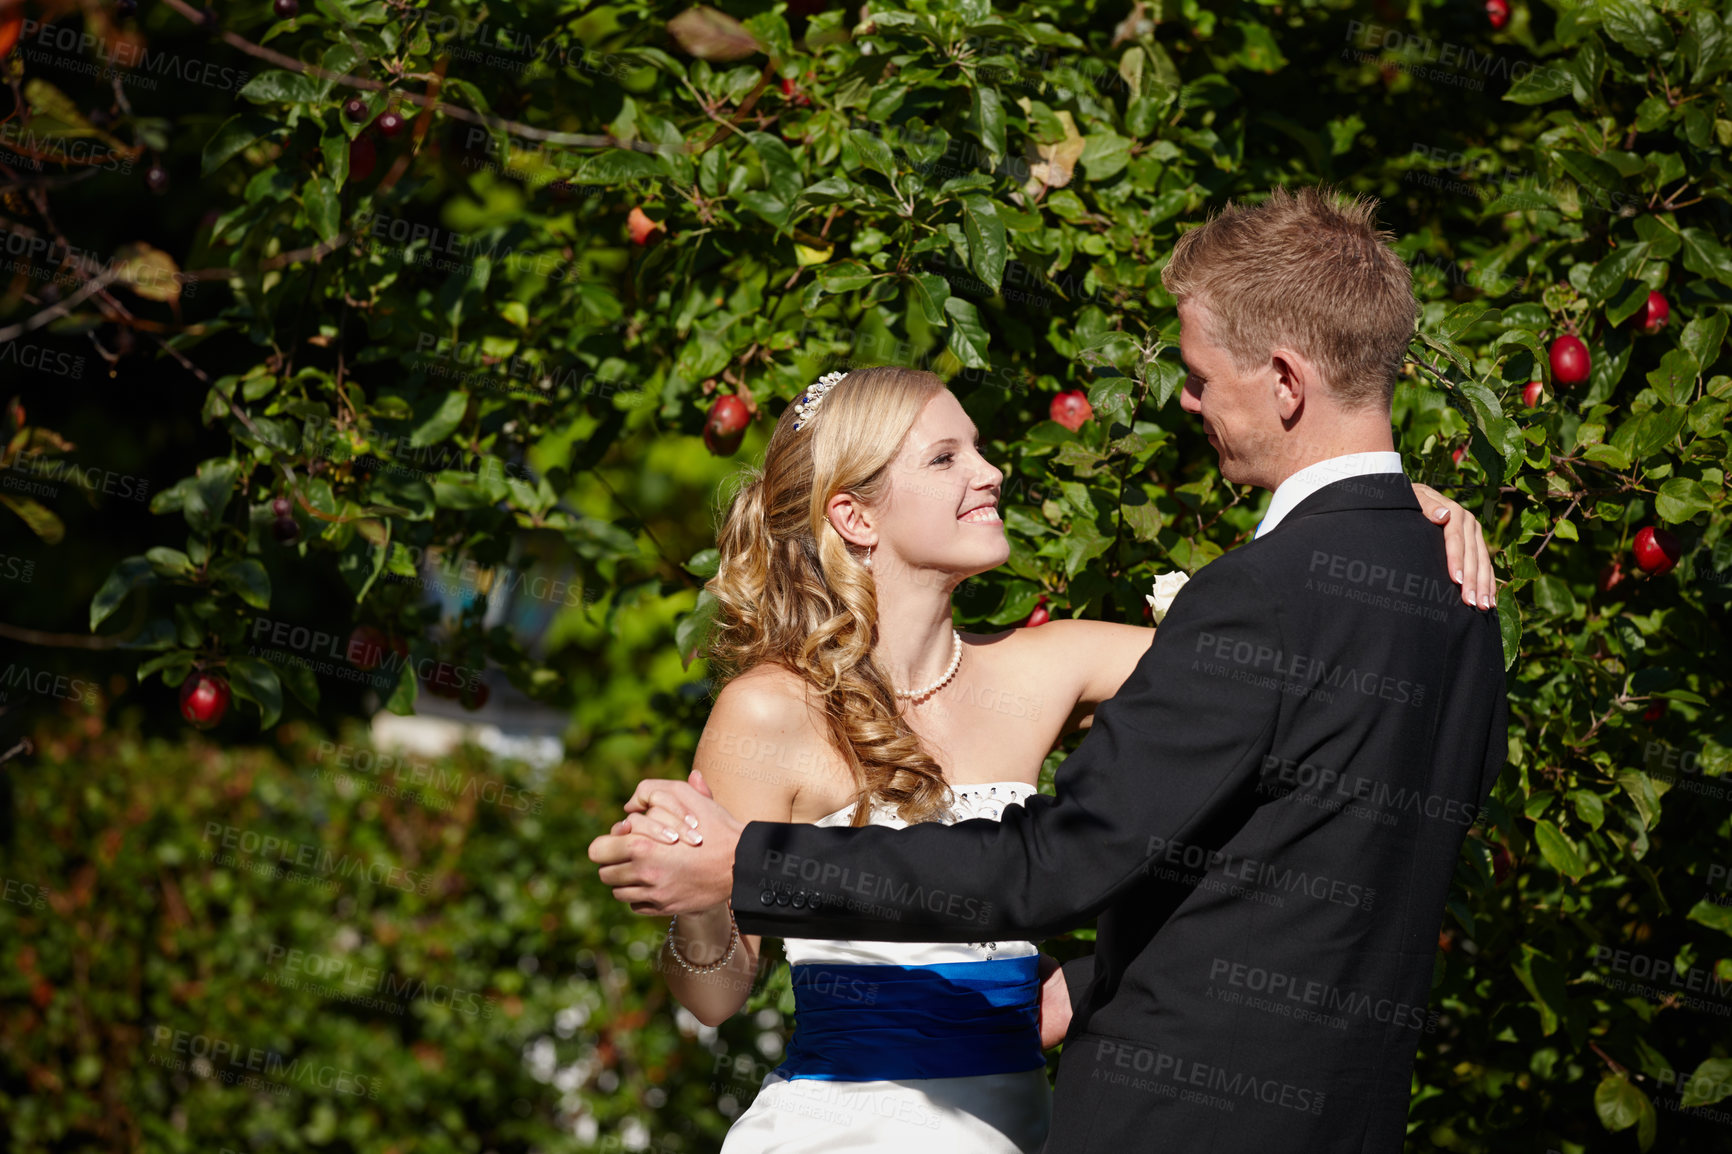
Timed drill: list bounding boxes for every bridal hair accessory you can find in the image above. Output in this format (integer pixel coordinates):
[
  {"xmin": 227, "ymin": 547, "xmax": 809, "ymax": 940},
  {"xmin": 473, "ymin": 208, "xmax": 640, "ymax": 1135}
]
[
  {"xmin": 666, "ymin": 902, "xmax": 739, "ymax": 974},
  {"xmin": 791, "ymin": 370, "xmax": 848, "ymax": 431},
  {"xmin": 1146, "ymin": 571, "xmax": 1191, "ymax": 625},
  {"xmin": 896, "ymin": 629, "xmax": 962, "ymax": 700}
]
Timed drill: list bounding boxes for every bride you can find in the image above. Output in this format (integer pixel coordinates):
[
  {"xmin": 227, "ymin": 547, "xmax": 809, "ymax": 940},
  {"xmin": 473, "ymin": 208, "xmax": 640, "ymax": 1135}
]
[{"xmin": 606, "ymin": 364, "xmax": 1493, "ymax": 1153}]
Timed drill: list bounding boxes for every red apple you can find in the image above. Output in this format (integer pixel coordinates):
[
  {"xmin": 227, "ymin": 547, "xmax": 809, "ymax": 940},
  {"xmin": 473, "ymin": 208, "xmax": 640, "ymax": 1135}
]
[
  {"xmin": 0, "ymin": 9, "xmax": 23, "ymax": 62},
  {"xmin": 1638, "ymin": 291, "xmax": 1669, "ymax": 334},
  {"xmin": 349, "ymin": 133, "xmax": 377, "ymax": 181},
  {"xmin": 1024, "ymin": 596, "xmax": 1050, "ymax": 627},
  {"xmin": 1049, "ymin": 390, "xmax": 1093, "ymax": 431},
  {"xmin": 1597, "ymin": 558, "xmax": 1625, "ymax": 593},
  {"xmin": 627, "ymin": 206, "xmax": 664, "ymax": 245},
  {"xmin": 1485, "ymin": 0, "xmax": 1509, "ymax": 28},
  {"xmin": 1631, "ymin": 525, "xmax": 1681, "ymax": 575},
  {"xmin": 179, "ymin": 673, "xmax": 230, "ymax": 729},
  {"xmin": 703, "ymin": 394, "xmax": 750, "ymax": 455},
  {"xmin": 1642, "ymin": 701, "xmax": 1666, "ymax": 723},
  {"xmin": 1452, "ymin": 445, "xmax": 1466, "ymax": 464},
  {"xmin": 422, "ymin": 661, "xmax": 465, "ymax": 699},
  {"xmin": 1491, "ymin": 846, "xmax": 1512, "ymax": 884},
  {"xmin": 1549, "ymin": 335, "xmax": 1590, "ymax": 386},
  {"xmin": 1522, "ymin": 381, "xmax": 1544, "ymax": 407},
  {"xmin": 347, "ymin": 625, "xmax": 391, "ymax": 671}
]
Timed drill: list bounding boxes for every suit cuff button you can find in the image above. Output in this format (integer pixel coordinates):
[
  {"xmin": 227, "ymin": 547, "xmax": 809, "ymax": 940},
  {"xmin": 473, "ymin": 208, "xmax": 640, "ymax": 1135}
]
[
  {"xmin": 759, "ymin": 890, "xmax": 776, "ymax": 906},
  {"xmin": 791, "ymin": 891, "xmax": 807, "ymax": 909},
  {"xmin": 775, "ymin": 890, "xmax": 791, "ymax": 906}
]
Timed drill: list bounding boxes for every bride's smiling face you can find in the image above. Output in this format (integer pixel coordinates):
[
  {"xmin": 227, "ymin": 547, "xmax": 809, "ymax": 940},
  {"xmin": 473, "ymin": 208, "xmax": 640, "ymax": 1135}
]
[{"xmin": 869, "ymin": 390, "xmax": 1008, "ymax": 581}]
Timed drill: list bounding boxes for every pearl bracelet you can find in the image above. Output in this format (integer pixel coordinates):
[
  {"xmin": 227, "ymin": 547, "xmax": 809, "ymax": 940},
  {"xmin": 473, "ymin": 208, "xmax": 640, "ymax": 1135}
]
[{"xmin": 666, "ymin": 903, "xmax": 739, "ymax": 974}]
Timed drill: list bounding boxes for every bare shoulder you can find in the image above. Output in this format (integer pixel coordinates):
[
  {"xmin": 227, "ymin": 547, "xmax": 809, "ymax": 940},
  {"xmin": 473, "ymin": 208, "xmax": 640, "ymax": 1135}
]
[
  {"xmin": 968, "ymin": 617, "xmax": 1157, "ymax": 716},
  {"xmin": 970, "ymin": 618, "xmax": 1153, "ymax": 673},
  {"xmin": 711, "ymin": 663, "xmax": 819, "ymax": 731},
  {"xmin": 697, "ymin": 665, "xmax": 848, "ymax": 820}
]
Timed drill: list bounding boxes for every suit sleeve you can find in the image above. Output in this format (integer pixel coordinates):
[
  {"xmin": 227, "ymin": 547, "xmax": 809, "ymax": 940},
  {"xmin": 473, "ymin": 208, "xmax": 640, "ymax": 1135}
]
[{"xmin": 731, "ymin": 558, "xmax": 1288, "ymax": 941}]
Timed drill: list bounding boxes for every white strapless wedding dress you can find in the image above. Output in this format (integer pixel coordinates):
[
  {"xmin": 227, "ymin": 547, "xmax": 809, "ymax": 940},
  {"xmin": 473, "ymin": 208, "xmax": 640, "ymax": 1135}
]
[{"xmin": 720, "ymin": 780, "xmax": 1051, "ymax": 1154}]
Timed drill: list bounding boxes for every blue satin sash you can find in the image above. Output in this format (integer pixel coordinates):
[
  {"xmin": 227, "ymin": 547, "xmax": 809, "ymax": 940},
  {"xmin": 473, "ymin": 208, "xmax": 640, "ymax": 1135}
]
[{"xmin": 775, "ymin": 955, "xmax": 1045, "ymax": 1081}]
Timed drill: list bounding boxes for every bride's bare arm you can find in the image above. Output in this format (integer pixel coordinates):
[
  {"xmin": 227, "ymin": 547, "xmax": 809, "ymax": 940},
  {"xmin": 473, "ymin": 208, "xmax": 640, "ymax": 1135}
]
[
  {"xmin": 626, "ymin": 670, "xmax": 816, "ymax": 1026},
  {"xmin": 1016, "ymin": 618, "xmax": 1157, "ymax": 735}
]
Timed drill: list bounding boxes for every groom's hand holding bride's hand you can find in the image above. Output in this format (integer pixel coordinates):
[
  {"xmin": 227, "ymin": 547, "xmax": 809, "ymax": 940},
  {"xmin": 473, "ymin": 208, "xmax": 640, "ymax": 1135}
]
[{"xmin": 587, "ymin": 770, "xmax": 743, "ymax": 916}]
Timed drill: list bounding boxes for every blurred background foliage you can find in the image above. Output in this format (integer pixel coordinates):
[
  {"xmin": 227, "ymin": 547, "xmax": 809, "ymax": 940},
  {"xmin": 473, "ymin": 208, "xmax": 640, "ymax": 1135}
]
[{"xmin": 1, "ymin": 0, "xmax": 1730, "ymax": 1149}]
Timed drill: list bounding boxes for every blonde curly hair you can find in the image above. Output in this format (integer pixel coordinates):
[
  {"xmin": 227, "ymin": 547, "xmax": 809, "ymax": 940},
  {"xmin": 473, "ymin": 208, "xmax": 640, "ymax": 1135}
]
[{"xmin": 704, "ymin": 366, "xmax": 954, "ymax": 826}]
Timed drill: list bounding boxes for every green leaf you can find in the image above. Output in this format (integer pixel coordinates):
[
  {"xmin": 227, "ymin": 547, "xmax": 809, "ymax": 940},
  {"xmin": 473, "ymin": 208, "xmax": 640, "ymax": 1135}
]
[
  {"xmin": 1495, "ymin": 595, "xmax": 1520, "ymax": 671},
  {"xmin": 238, "ymin": 69, "xmax": 327, "ymax": 103},
  {"xmin": 683, "ymin": 548, "xmax": 721, "ymax": 580},
  {"xmin": 1594, "ymin": 1074, "xmax": 1656, "ymax": 1151},
  {"xmin": 1079, "ymin": 132, "xmax": 1132, "ymax": 181},
  {"xmin": 1683, "ymin": 8, "xmax": 1732, "ymax": 83},
  {"xmin": 962, "ymin": 197, "xmax": 1007, "ymax": 289},
  {"xmin": 195, "ymin": 459, "xmax": 239, "ymax": 533},
  {"xmin": 1597, "ymin": 0, "xmax": 1675, "ymax": 57},
  {"xmin": 675, "ymin": 588, "xmax": 720, "ymax": 669},
  {"xmin": 226, "ymin": 656, "xmax": 284, "ymax": 729},
  {"xmin": 1680, "ymin": 228, "xmax": 1732, "ymax": 288},
  {"xmin": 411, "ymin": 391, "xmax": 469, "ymax": 448},
  {"xmin": 144, "ymin": 547, "xmax": 193, "ymax": 577},
  {"xmin": 136, "ymin": 650, "xmax": 195, "ymax": 685},
  {"xmin": 1681, "ymin": 1059, "xmax": 1732, "ymax": 1108},
  {"xmin": 201, "ymin": 114, "xmax": 276, "ymax": 176},
  {"xmin": 303, "ymin": 176, "xmax": 340, "ymax": 244},
  {"xmin": 1506, "ymin": 64, "xmax": 1573, "ymax": 104},
  {"xmin": 90, "ymin": 556, "xmax": 153, "ymax": 630},
  {"xmin": 1587, "ymin": 241, "xmax": 1648, "ymax": 305},
  {"xmin": 1534, "ymin": 819, "xmax": 1587, "ymax": 878},
  {"xmin": 1686, "ymin": 897, "xmax": 1732, "ymax": 938},
  {"xmin": 1061, "ymin": 515, "xmax": 1112, "ymax": 578},
  {"xmin": 1646, "ymin": 348, "xmax": 1698, "ymax": 406},
  {"xmin": 213, "ymin": 559, "xmax": 272, "ymax": 609},
  {"xmin": 847, "ymin": 127, "xmax": 897, "ymax": 181},
  {"xmin": 1531, "ymin": 575, "xmax": 1578, "ymax": 618},
  {"xmin": 943, "ymin": 296, "xmax": 991, "ymax": 369},
  {"xmin": 1655, "ymin": 477, "xmax": 1711, "ymax": 523},
  {"xmin": 1681, "ymin": 312, "xmax": 1728, "ymax": 369},
  {"xmin": 1511, "ymin": 943, "xmax": 1568, "ymax": 1035},
  {"xmin": 906, "ymin": 272, "xmax": 951, "ymax": 327},
  {"xmin": 971, "ymin": 85, "xmax": 1005, "ymax": 160}
]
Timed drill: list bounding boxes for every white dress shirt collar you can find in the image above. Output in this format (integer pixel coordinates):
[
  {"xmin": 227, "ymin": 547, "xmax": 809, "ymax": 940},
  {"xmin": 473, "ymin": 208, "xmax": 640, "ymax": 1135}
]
[{"xmin": 1254, "ymin": 451, "xmax": 1404, "ymax": 539}]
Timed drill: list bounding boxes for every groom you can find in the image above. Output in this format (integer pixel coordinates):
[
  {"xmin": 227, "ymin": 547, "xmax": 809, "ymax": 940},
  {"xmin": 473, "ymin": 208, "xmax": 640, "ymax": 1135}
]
[{"xmin": 591, "ymin": 186, "xmax": 1509, "ymax": 1152}]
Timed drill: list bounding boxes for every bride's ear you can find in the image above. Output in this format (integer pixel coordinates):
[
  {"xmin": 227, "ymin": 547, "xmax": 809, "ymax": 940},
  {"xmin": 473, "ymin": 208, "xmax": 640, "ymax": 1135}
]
[{"xmin": 825, "ymin": 491, "xmax": 877, "ymax": 549}]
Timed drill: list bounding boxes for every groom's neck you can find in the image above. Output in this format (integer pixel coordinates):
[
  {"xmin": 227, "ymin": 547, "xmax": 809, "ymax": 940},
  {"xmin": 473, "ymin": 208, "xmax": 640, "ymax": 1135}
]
[{"xmin": 1261, "ymin": 420, "xmax": 1397, "ymax": 492}]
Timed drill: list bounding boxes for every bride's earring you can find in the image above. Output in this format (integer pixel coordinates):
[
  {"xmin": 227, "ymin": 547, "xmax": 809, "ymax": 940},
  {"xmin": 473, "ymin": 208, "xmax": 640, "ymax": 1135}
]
[{"xmin": 864, "ymin": 544, "xmax": 873, "ymax": 569}]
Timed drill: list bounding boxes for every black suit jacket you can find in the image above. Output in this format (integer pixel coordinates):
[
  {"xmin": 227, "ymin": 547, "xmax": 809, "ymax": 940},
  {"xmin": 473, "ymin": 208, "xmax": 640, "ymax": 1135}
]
[{"xmin": 731, "ymin": 474, "xmax": 1509, "ymax": 1153}]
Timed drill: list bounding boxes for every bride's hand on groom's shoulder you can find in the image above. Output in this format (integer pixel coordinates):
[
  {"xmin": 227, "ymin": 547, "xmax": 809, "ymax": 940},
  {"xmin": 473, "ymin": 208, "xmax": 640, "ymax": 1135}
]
[
  {"xmin": 587, "ymin": 770, "xmax": 743, "ymax": 916},
  {"xmin": 1410, "ymin": 481, "xmax": 1498, "ymax": 611}
]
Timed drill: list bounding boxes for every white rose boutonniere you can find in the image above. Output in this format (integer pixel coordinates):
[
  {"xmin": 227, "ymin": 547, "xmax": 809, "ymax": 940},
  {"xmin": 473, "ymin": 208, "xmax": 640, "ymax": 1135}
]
[{"xmin": 1145, "ymin": 571, "xmax": 1190, "ymax": 625}]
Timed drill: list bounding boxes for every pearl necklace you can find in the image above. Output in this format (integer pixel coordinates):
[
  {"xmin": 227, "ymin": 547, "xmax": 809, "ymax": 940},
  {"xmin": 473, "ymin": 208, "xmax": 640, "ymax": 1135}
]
[{"xmin": 895, "ymin": 629, "xmax": 963, "ymax": 700}]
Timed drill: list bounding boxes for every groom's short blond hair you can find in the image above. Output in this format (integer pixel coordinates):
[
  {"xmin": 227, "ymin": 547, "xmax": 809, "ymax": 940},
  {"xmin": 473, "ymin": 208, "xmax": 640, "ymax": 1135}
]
[{"xmin": 1160, "ymin": 185, "xmax": 1419, "ymax": 410}]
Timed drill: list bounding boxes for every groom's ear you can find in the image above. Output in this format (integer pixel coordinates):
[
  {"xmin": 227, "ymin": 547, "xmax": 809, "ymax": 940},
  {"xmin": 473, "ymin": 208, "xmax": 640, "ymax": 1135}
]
[{"xmin": 1269, "ymin": 345, "xmax": 1313, "ymax": 422}]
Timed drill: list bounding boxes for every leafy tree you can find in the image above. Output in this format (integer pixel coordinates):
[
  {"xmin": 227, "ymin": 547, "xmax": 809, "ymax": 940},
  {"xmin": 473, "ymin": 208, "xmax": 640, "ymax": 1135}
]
[{"xmin": 0, "ymin": 0, "xmax": 1728, "ymax": 1149}]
